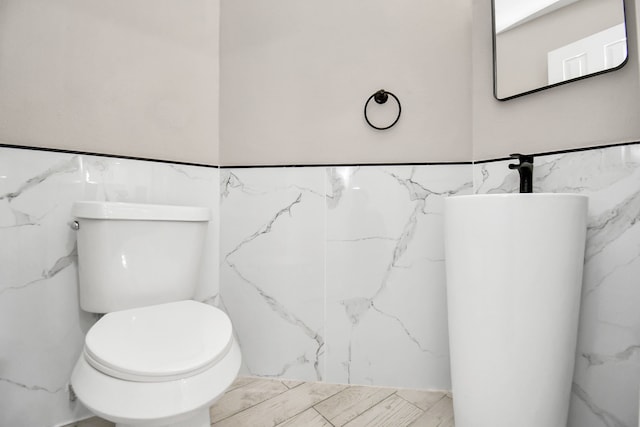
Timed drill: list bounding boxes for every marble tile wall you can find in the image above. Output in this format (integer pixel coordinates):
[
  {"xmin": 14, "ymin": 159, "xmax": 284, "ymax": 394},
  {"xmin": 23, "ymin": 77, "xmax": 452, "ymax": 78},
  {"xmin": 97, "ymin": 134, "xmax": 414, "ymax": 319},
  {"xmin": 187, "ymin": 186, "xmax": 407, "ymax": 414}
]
[
  {"xmin": 0, "ymin": 146, "xmax": 220, "ymax": 427},
  {"xmin": 220, "ymin": 165, "xmax": 473, "ymax": 389},
  {"xmin": 323, "ymin": 166, "xmax": 471, "ymax": 390},
  {"xmin": 220, "ymin": 167, "xmax": 327, "ymax": 381},
  {"xmin": 474, "ymin": 145, "xmax": 640, "ymax": 427},
  {"xmin": 3, "ymin": 143, "xmax": 639, "ymax": 427},
  {"xmin": 222, "ymin": 144, "xmax": 640, "ymax": 426}
]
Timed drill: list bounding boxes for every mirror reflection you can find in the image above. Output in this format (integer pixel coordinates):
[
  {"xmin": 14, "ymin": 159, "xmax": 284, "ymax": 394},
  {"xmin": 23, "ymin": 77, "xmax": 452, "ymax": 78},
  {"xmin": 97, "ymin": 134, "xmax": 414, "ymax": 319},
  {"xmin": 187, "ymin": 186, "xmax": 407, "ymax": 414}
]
[{"xmin": 492, "ymin": 0, "xmax": 628, "ymax": 100}]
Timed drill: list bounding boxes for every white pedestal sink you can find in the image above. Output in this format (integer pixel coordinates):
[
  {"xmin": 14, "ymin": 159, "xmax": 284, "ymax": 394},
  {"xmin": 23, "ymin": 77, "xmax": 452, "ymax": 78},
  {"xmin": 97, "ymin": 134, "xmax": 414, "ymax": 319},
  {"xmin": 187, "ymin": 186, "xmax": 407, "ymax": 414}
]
[{"xmin": 444, "ymin": 194, "xmax": 588, "ymax": 427}]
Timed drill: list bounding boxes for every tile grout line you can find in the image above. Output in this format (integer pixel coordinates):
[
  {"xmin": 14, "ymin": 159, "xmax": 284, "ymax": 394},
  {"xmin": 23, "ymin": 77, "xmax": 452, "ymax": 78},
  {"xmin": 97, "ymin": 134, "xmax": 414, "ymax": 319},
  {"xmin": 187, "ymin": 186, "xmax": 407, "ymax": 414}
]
[
  {"xmin": 226, "ymin": 376, "xmax": 260, "ymax": 392},
  {"xmin": 273, "ymin": 407, "xmax": 335, "ymax": 427},
  {"xmin": 210, "ymin": 378, "xmax": 296, "ymax": 425},
  {"xmin": 312, "ymin": 407, "xmax": 335, "ymax": 427},
  {"xmin": 398, "ymin": 391, "xmax": 448, "ymax": 413},
  {"xmin": 280, "ymin": 379, "xmax": 305, "ymax": 389},
  {"xmin": 312, "ymin": 385, "xmax": 402, "ymax": 426},
  {"xmin": 339, "ymin": 391, "xmax": 425, "ymax": 427},
  {"xmin": 213, "ymin": 380, "xmax": 347, "ymax": 426},
  {"xmin": 393, "ymin": 390, "xmax": 442, "ymax": 413},
  {"xmin": 390, "ymin": 391, "xmax": 427, "ymax": 414},
  {"xmin": 279, "ymin": 384, "xmax": 348, "ymax": 426}
]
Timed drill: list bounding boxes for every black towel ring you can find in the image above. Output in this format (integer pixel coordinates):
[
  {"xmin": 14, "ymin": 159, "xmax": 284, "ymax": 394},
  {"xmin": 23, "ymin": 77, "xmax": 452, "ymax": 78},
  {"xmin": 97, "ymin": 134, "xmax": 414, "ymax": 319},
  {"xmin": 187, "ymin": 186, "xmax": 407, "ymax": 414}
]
[{"xmin": 364, "ymin": 89, "xmax": 401, "ymax": 130}]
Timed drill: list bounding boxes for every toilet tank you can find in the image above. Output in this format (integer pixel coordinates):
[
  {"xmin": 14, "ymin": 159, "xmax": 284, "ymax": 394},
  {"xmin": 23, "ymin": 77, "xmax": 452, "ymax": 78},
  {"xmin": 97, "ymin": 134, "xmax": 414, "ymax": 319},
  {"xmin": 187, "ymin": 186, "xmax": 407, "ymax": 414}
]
[{"xmin": 72, "ymin": 202, "xmax": 210, "ymax": 313}]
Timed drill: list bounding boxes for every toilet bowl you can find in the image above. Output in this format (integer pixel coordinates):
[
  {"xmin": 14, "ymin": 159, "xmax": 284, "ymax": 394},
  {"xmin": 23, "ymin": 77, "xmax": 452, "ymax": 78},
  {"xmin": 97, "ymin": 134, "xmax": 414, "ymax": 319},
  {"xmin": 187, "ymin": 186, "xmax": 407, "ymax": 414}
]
[
  {"xmin": 69, "ymin": 201, "xmax": 241, "ymax": 427},
  {"xmin": 71, "ymin": 300, "xmax": 241, "ymax": 427}
]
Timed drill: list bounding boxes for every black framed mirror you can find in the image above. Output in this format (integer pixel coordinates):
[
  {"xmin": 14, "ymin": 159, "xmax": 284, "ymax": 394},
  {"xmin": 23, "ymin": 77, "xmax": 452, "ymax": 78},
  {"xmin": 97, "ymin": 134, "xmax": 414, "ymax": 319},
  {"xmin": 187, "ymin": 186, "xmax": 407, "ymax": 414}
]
[{"xmin": 492, "ymin": 0, "xmax": 628, "ymax": 101}]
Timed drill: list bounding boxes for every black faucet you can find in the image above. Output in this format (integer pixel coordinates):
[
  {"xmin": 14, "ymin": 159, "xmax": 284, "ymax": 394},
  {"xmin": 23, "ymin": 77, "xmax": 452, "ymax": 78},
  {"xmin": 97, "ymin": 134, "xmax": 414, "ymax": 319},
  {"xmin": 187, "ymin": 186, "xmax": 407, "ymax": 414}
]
[{"xmin": 508, "ymin": 153, "xmax": 534, "ymax": 193}]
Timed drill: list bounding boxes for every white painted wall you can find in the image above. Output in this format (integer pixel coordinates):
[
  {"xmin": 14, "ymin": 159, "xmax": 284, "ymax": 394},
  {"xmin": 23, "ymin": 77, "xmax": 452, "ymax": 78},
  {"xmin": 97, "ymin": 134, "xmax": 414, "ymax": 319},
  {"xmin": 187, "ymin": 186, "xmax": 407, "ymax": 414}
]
[
  {"xmin": 0, "ymin": 0, "xmax": 220, "ymax": 165},
  {"xmin": 219, "ymin": 0, "xmax": 473, "ymax": 165}
]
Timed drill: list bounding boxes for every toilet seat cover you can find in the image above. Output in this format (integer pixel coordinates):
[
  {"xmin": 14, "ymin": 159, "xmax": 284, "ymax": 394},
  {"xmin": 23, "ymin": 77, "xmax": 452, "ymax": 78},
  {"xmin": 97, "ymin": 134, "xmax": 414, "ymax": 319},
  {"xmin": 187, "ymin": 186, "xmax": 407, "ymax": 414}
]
[{"xmin": 84, "ymin": 300, "xmax": 233, "ymax": 382}]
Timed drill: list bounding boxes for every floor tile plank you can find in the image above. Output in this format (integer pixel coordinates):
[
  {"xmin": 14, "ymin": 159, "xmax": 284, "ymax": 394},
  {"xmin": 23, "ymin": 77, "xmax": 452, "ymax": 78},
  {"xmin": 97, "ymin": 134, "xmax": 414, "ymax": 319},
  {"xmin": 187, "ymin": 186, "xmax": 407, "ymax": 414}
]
[
  {"xmin": 396, "ymin": 389, "xmax": 446, "ymax": 411},
  {"xmin": 210, "ymin": 378, "xmax": 290, "ymax": 423},
  {"xmin": 408, "ymin": 395, "xmax": 454, "ymax": 427},
  {"xmin": 212, "ymin": 381, "xmax": 347, "ymax": 427},
  {"xmin": 63, "ymin": 418, "xmax": 115, "ymax": 427},
  {"xmin": 226, "ymin": 375, "xmax": 261, "ymax": 392},
  {"xmin": 342, "ymin": 394, "xmax": 424, "ymax": 427},
  {"xmin": 314, "ymin": 385, "xmax": 397, "ymax": 426},
  {"xmin": 275, "ymin": 408, "xmax": 332, "ymax": 427},
  {"xmin": 68, "ymin": 378, "xmax": 455, "ymax": 427},
  {"xmin": 280, "ymin": 379, "xmax": 305, "ymax": 389}
]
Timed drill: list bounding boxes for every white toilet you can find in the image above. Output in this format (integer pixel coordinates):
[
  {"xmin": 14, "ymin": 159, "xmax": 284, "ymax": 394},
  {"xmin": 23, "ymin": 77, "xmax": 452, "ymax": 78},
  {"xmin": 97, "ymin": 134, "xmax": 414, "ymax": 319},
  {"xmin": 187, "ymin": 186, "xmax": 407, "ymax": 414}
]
[{"xmin": 70, "ymin": 201, "xmax": 241, "ymax": 427}]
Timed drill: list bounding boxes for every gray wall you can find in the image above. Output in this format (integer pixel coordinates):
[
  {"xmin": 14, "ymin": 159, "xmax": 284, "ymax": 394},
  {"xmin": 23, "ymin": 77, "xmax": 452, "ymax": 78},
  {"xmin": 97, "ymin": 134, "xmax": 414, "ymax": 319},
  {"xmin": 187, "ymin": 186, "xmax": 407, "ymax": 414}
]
[
  {"xmin": 473, "ymin": 0, "xmax": 640, "ymax": 160},
  {"xmin": 0, "ymin": 0, "xmax": 220, "ymax": 165},
  {"xmin": 219, "ymin": 0, "xmax": 473, "ymax": 165},
  {"xmin": 3, "ymin": 0, "xmax": 638, "ymax": 166}
]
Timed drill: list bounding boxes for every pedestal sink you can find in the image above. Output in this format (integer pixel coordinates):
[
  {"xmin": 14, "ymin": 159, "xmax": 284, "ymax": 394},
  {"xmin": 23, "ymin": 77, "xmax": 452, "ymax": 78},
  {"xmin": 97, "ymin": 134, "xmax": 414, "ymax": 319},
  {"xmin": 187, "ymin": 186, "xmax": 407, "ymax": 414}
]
[{"xmin": 444, "ymin": 194, "xmax": 588, "ymax": 427}]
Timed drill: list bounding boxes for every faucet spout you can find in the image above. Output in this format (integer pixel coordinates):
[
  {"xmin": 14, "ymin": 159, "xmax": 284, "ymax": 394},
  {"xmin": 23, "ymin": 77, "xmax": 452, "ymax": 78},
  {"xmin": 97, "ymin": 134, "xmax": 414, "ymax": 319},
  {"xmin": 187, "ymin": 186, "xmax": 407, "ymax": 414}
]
[{"xmin": 508, "ymin": 153, "xmax": 534, "ymax": 193}]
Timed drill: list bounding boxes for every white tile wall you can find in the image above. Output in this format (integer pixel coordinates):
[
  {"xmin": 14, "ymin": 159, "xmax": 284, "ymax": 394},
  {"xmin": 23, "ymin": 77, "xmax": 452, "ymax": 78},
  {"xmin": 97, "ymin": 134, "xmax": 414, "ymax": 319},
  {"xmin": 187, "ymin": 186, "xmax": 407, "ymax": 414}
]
[
  {"xmin": 474, "ymin": 145, "xmax": 640, "ymax": 427},
  {"xmin": 0, "ymin": 146, "xmax": 219, "ymax": 427},
  {"xmin": 3, "ymin": 143, "xmax": 640, "ymax": 427},
  {"xmin": 219, "ymin": 167, "xmax": 326, "ymax": 381},
  {"xmin": 324, "ymin": 165, "xmax": 472, "ymax": 389},
  {"xmin": 219, "ymin": 165, "xmax": 472, "ymax": 388}
]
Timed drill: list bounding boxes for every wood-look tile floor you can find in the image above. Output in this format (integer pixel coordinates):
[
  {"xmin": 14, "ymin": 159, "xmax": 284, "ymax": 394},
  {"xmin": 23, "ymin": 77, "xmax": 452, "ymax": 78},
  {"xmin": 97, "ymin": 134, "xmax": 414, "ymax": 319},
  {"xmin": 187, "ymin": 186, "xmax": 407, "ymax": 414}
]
[{"xmin": 69, "ymin": 376, "xmax": 454, "ymax": 427}]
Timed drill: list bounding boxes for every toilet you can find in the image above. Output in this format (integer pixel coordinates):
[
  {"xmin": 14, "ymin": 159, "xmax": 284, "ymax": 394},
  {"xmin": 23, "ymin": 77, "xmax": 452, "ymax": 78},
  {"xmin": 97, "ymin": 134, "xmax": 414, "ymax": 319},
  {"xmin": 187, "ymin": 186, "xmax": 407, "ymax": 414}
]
[{"xmin": 70, "ymin": 201, "xmax": 241, "ymax": 427}]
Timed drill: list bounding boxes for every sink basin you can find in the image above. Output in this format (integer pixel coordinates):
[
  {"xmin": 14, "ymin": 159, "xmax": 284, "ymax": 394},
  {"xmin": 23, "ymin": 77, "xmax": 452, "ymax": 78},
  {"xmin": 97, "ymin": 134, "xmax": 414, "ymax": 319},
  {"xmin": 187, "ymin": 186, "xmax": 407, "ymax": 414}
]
[{"xmin": 444, "ymin": 193, "xmax": 588, "ymax": 427}]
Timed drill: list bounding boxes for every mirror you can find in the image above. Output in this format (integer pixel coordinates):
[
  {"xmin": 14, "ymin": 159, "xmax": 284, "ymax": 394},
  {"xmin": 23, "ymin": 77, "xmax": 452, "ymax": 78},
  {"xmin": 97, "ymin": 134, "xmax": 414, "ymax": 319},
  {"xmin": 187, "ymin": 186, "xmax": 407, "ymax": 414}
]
[{"xmin": 492, "ymin": 0, "xmax": 628, "ymax": 100}]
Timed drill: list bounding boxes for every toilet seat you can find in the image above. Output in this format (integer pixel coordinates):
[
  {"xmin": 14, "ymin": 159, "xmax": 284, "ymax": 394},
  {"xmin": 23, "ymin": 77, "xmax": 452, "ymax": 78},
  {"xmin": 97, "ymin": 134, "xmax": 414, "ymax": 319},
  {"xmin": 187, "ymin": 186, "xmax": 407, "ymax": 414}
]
[
  {"xmin": 84, "ymin": 300, "xmax": 233, "ymax": 382},
  {"xmin": 71, "ymin": 335, "xmax": 242, "ymax": 426}
]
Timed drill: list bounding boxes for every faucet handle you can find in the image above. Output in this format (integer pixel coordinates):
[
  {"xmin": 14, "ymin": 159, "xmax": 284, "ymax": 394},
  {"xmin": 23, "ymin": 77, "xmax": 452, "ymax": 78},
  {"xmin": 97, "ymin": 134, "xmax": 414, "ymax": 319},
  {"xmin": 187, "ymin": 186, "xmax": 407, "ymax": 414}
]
[
  {"xmin": 509, "ymin": 153, "xmax": 534, "ymax": 162},
  {"xmin": 509, "ymin": 153, "xmax": 534, "ymax": 169}
]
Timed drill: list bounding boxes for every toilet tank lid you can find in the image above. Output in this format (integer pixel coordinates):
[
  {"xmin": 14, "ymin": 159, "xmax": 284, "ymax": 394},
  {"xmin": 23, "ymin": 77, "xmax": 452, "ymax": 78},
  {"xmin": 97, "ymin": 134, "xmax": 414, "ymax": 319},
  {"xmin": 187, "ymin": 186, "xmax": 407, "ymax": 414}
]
[{"xmin": 73, "ymin": 201, "xmax": 210, "ymax": 221}]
